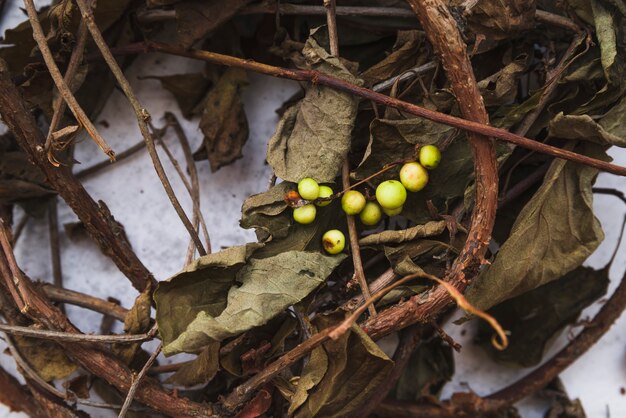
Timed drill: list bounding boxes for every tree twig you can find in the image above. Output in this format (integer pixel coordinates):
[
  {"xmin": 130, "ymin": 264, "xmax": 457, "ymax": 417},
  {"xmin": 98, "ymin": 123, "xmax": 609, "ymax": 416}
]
[
  {"xmin": 74, "ymin": 0, "xmax": 207, "ymax": 256},
  {"xmin": 42, "ymin": 284, "xmax": 128, "ymax": 321},
  {"xmin": 0, "ymin": 323, "xmax": 154, "ymax": 343},
  {"xmin": 107, "ymin": 41, "xmax": 626, "ymax": 177},
  {"xmin": 118, "ymin": 342, "xmax": 162, "ymax": 418},
  {"xmin": 0, "ymin": 365, "xmax": 47, "ymax": 418},
  {"xmin": 47, "ymin": 198, "xmax": 63, "ymax": 291},
  {"xmin": 22, "ymin": 0, "xmax": 114, "ymax": 160},
  {"xmin": 0, "ymin": 58, "xmax": 154, "ymax": 293},
  {"xmin": 45, "ymin": 2, "xmax": 90, "ymax": 156}
]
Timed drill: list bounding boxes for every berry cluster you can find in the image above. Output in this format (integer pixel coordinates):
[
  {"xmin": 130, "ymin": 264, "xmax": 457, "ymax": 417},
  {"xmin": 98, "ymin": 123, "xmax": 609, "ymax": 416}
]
[{"xmin": 291, "ymin": 145, "xmax": 441, "ymax": 254}]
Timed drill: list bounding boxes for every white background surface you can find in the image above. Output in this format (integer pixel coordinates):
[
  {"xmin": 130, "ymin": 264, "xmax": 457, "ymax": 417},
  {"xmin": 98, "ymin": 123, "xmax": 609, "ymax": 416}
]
[{"xmin": 1, "ymin": 1, "xmax": 625, "ymax": 417}]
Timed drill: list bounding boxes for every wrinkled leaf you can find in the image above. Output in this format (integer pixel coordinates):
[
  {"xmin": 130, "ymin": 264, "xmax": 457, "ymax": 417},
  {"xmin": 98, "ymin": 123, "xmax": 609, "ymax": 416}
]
[
  {"xmin": 162, "ymin": 251, "xmax": 345, "ymax": 355},
  {"xmin": 384, "ymin": 240, "xmax": 452, "ymax": 276},
  {"xmin": 267, "ymin": 30, "xmax": 361, "ymax": 183},
  {"xmin": 155, "ymin": 243, "xmax": 261, "ymax": 353},
  {"xmin": 195, "ymin": 67, "xmax": 249, "ymax": 171},
  {"xmin": 240, "ymin": 182, "xmax": 292, "ymax": 242},
  {"xmin": 598, "ymin": 95, "xmax": 626, "ymax": 140},
  {"xmin": 359, "ymin": 220, "xmax": 447, "ymax": 246},
  {"xmin": 476, "ymin": 266, "xmax": 608, "ymax": 367},
  {"xmin": 291, "ymin": 314, "xmax": 393, "ymax": 418},
  {"xmin": 166, "ymin": 342, "xmax": 220, "ymax": 386},
  {"xmin": 466, "ymin": 142, "xmax": 606, "ymax": 310},
  {"xmin": 549, "ymin": 112, "xmax": 626, "ymax": 147},
  {"xmin": 393, "ymin": 338, "xmax": 454, "ymax": 401},
  {"xmin": 174, "ymin": 0, "xmax": 254, "ymax": 49}
]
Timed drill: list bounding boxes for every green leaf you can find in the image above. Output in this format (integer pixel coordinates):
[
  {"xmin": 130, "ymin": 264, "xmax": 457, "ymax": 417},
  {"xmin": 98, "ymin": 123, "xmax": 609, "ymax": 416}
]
[
  {"xmin": 359, "ymin": 220, "xmax": 447, "ymax": 246},
  {"xmin": 466, "ymin": 142, "xmax": 606, "ymax": 310},
  {"xmin": 291, "ymin": 314, "xmax": 393, "ymax": 418},
  {"xmin": 549, "ymin": 112, "xmax": 626, "ymax": 147},
  {"xmin": 393, "ymin": 338, "xmax": 454, "ymax": 401},
  {"xmin": 476, "ymin": 266, "xmax": 609, "ymax": 367},
  {"xmin": 161, "ymin": 251, "xmax": 345, "ymax": 355},
  {"xmin": 266, "ymin": 29, "xmax": 362, "ymax": 183},
  {"xmin": 155, "ymin": 244, "xmax": 261, "ymax": 354},
  {"xmin": 165, "ymin": 342, "xmax": 220, "ymax": 386},
  {"xmin": 195, "ymin": 68, "xmax": 249, "ymax": 171}
]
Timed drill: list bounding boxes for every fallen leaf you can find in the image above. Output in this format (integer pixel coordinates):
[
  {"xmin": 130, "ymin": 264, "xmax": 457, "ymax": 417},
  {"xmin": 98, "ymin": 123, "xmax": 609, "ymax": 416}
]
[{"xmin": 165, "ymin": 342, "xmax": 220, "ymax": 386}]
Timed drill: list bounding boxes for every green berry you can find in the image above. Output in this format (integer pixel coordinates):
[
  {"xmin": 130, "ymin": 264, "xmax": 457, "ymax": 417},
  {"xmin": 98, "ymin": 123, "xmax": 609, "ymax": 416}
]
[
  {"xmin": 383, "ymin": 205, "xmax": 403, "ymax": 216},
  {"xmin": 341, "ymin": 190, "xmax": 366, "ymax": 215},
  {"xmin": 293, "ymin": 204, "xmax": 316, "ymax": 224},
  {"xmin": 399, "ymin": 162, "xmax": 429, "ymax": 192},
  {"xmin": 419, "ymin": 145, "xmax": 441, "ymax": 170},
  {"xmin": 298, "ymin": 178, "xmax": 320, "ymax": 200},
  {"xmin": 316, "ymin": 185, "xmax": 333, "ymax": 207},
  {"xmin": 376, "ymin": 180, "xmax": 407, "ymax": 209},
  {"xmin": 322, "ymin": 229, "xmax": 345, "ymax": 254},
  {"xmin": 359, "ymin": 202, "xmax": 382, "ymax": 226}
]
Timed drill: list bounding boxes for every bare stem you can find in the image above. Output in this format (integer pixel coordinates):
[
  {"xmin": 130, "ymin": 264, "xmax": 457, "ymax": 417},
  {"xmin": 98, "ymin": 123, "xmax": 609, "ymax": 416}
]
[
  {"xmin": 74, "ymin": 0, "xmax": 207, "ymax": 256},
  {"xmin": 0, "ymin": 323, "xmax": 154, "ymax": 343},
  {"xmin": 22, "ymin": 0, "xmax": 114, "ymax": 160},
  {"xmin": 118, "ymin": 342, "xmax": 162, "ymax": 418}
]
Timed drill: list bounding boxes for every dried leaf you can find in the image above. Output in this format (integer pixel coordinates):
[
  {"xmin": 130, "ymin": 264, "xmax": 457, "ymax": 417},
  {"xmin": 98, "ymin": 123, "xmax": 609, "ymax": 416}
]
[
  {"xmin": 477, "ymin": 266, "xmax": 609, "ymax": 367},
  {"xmin": 13, "ymin": 336, "xmax": 76, "ymax": 382},
  {"xmin": 359, "ymin": 220, "xmax": 447, "ymax": 246},
  {"xmin": 174, "ymin": 0, "xmax": 254, "ymax": 49},
  {"xmin": 143, "ymin": 73, "xmax": 211, "ymax": 119},
  {"xmin": 161, "ymin": 251, "xmax": 345, "ymax": 355},
  {"xmin": 113, "ymin": 286, "xmax": 152, "ymax": 364},
  {"xmin": 464, "ymin": 0, "xmax": 536, "ymax": 40},
  {"xmin": 291, "ymin": 314, "xmax": 393, "ymax": 418},
  {"xmin": 360, "ymin": 31, "xmax": 428, "ymax": 85},
  {"xmin": 549, "ymin": 112, "xmax": 626, "ymax": 147},
  {"xmin": 165, "ymin": 342, "xmax": 220, "ymax": 386},
  {"xmin": 195, "ymin": 68, "xmax": 249, "ymax": 171},
  {"xmin": 466, "ymin": 142, "xmax": 606, "ymax": 310},
  {"xmin": 155, "ymin": 244, "xmax": 262, "ymax": 354},
  {"xmin": 266, "ymin": 30, "xmax": 362, "ymax": 183},
  {"xmin": 477, "ymin": 54, "xmax": 529, "ymax": 106},
  {"xmin": 240, "ymin": 182, "xmax": 292, "ymax": 242},
  {"xmin": 234, "ymin": 386, "xmax": 273, "ymax": 418},
  {"xmin": 393, "ymin": 338, "xmax": 454, "ymax": 401},
  {"xmin": 384, "ymin": 240, "xmax": 451, "ymax": 275}
]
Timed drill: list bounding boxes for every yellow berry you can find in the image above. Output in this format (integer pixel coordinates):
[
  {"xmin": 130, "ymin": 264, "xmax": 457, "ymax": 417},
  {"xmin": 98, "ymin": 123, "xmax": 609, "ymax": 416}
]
[
  {"xmin": 376, "ymin": 180, "xmax": 407, "ymax": 209},
  {"xmin": 322, "ymin": 229, "xmax": 345, "ymax": 254},
  {"xmin": 293, "ymin": 204, "xmax": 316, "ymax": 224},
  {"xmin": 341, "ymin": 190, "xmax": 366, "ymax": 215},
  {"xmin": 316, "ymin": 185, "xmax": 333, "ymax": 207},
  {"xmin": 419, "ymin": 145, "xmax": 441, "ymax": 170},
  {"xmin": 298, "ymin": 178, "xmax": 320, "ymax": 200},
  {"xmin": 399, "ymin": 162, "xmax": 429, "ymax": 192},
  {"xmin": 360, "ymin": 202, "xmax": 383, "ymax": 226}
]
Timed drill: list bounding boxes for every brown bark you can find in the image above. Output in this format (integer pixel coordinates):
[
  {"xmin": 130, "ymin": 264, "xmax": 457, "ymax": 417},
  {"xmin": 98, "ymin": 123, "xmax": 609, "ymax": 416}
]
[
  {"xmin": 361, "ymin": 0, "xmax": 499, "ymax": 339},
  {"xmin": 0, "ymin": 367, "xmax": 48, "ymax": 418},
  {"xmin": 0, "ymin": 58, "xmax": 154, "ymax": 292}
]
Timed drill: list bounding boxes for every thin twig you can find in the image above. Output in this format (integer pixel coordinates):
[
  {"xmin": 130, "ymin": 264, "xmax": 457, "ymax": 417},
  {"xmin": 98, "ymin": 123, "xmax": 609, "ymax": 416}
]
[
  {"xmin": 42, "ymin": 284, "xmax": 128, "ymax": 321},
  {"xmin": 118, "ymin": 342, "xmax": 162, "ymax": 418},
  {"xmin": 22, "ymin": 0, "xmax": 114, "ymax": 160},
  {"xmin": 373, "ymin": 61, "xmax": 438, "ymax": 92},
  {"xmin": 137, "ymin": 4, "xmax": 580, "ymax": 33},
  {"xmin": 75, "ymin": 140, "xmax": 146, "ymax": 180},
  {"xmin": 47, "ymin": 199, "xmax": 63, "ymax": 291},
  {"xmin": 74, "ymin": 0, "xmax": 207, "ymax": 256},
  {"xmin": 325, "ymin": 0, "xmax": 376, "ymax": 316},
  {"xmin": 0, "ymin": 323, "xmax": 154, "ymax": 343},
  {"xmin": 108, "ymin": 41, "xmax": 626, "ymax": 177},
  {"xmin": 46, "ymin": 2, "xmax": 90, "ymax": 156},
  {"xmin": 11, "ymin": 212, "xmax": 29, "ymax": 245}
]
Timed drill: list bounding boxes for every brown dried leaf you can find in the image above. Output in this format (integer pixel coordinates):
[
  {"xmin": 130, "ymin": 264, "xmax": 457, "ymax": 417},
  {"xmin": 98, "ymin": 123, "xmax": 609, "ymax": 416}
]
[
  {"xmin": 165, "ymin": 342, "xmax": 220, "ymax": 386},
  {"xmin": 195, "ymin": 67, "xmax": 249, "ymax": 171},
  {"xmin": 143, "ymin": 73, "xmax": 211, "ymax": 119},
  {"xmin": 13, "ymin": 336, "xmax": 77, "ymax": 382},
  {"xmin": 464, "ymin": 0, "xmax": 536, "ymax": 40}
]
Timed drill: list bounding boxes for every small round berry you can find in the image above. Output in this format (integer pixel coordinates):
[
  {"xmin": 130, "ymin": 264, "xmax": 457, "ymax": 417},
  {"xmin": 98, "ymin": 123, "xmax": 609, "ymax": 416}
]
[
  {"xmin": 376, "ymin": 180, "xmax": 407, "ymax": 209},
  {"xmin": 316, "ymin": 185, "xmax": 334, "ymax": 207},
  {"xmin": 383, "ymin": 205, "xmax": 403, "ymax": 216},
  {"xmin": 341, "ymin": 190, "xmax": 366, "ymax": 215},
  {"xmin": 360, "ymin": 202, "xmax": 383, "ymax": 226},
  {"xmin": 298, "ymin": 178, "xmax": 320, "ymax": 200},
  {"xmin": 399, "ymin": 162, "xmax": 429, "ymax": 192},
  {"xmin": 293, "ymin": 204, "xmax": 316, "ymax": 224},
  {"xmin": 419, "ymin": 145, "xmax": 441, "ymax": 170},
  {"xmin": 322, "ymin": 229, "xmax": 345, "ymax": 254}
]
